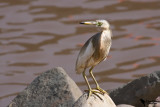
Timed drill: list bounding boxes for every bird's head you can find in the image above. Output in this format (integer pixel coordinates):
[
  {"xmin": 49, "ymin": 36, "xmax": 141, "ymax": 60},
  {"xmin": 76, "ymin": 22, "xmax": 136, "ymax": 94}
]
[{"xmin": 80, "ymin": 19, "xmax": 110, "ymax": 30}]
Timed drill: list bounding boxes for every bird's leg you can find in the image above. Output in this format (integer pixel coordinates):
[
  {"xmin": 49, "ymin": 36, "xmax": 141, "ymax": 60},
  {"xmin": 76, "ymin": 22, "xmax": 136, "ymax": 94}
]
[
  {"xmin": 83, "ymin": 70, "xmax": 102, "ymax": 99},
  {"xmin": 89, "ymin": 66, "xmax": 108, "ymax": 95},
  {"xmin": 83, "ymin": 70, "xmax": 93, "ymax": 97}
]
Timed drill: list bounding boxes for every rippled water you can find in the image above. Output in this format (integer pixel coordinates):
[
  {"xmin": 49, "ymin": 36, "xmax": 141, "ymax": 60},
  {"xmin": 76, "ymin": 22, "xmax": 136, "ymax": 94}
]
[{"xmin": 0, "ymin": 0, "xmax": 160, "ymax": 106}]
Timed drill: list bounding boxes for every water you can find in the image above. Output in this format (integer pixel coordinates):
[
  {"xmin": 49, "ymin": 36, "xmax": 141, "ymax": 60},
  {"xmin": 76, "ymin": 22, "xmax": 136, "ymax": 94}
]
[{"xmin": 0, "ymin": 0, "xmax": 160, "ymax": 106}]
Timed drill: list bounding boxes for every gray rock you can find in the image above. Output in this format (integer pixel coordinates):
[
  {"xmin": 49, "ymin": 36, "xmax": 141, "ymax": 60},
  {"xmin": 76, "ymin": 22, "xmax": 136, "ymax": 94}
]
[
  {"xmin": 109, "ymin": 71, "xmax": 160, "ymax": 107},
  {"xmin": 73, "ymin": 92, "xmax": 116, "ymax": 107},
  {"xmin": 117, "ymin": 104, "xmax": 135, "ymax": 107},
  {"xmin": 148, "ymin": 102, "xmax": 160, "ymax": 107},
  {"xmin": 8, "ymin": 67, "xmax": 82, "ymax": 107}
]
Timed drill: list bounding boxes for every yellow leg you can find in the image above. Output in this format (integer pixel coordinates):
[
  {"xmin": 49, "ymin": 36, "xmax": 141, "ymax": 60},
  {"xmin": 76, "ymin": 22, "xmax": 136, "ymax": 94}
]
[
  {"xmin": 83, "ymin": 70, "xmax": 92, "ymax": 97},
  {"xmin": 89, "ymin": 66, "xmax": 108, "ymax": 94},
  {"xmin": 83, "ymin": 70, "xmax": 103, "ymax": 99}
]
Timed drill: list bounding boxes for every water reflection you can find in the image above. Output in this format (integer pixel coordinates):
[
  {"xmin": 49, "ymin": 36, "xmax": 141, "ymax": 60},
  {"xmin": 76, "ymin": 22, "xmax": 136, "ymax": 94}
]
[{"xmin": 0, "ymin": 0, "xmax": 160, "ymax": 106}]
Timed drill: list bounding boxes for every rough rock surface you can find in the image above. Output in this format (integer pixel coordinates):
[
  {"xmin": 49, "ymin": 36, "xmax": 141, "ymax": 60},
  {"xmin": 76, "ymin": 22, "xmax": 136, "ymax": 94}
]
[
  {"xmin": 116, "ymin": 104, "xmax": 135, "ymax": 107},
  {"xmin": 8, "ymin": 67, "xmax": 82, "ymax": 107},
  {"xmin": 148, "ymin": 102, "xmax": 160, "ymax": 107},
  {"xmin": 72, "ymin": 92, "xmax": 116, "ymax": 107},
  {"xmin": 109, "ymin": 70, "xmax": 160, "ymax": 107}
]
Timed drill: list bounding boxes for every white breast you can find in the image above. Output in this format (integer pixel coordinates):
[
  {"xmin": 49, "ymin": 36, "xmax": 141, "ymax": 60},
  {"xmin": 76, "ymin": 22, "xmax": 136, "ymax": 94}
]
[{"xmin": 100, "ymin": 30, "xmax": 112, "ymax": 60}]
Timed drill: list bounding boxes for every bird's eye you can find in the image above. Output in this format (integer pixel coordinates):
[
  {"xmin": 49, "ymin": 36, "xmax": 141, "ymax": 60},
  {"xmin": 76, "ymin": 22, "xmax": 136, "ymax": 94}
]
[{"xmin": 97, "ymin": 22, "xmax": 103, "ymax": 26}]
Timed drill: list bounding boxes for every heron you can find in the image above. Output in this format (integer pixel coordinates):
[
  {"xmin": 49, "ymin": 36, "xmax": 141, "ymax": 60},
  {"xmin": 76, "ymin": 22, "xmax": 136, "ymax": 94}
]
[{"xmin": 75, "ymin": 20, "xmax": 112, "ymax": 98}]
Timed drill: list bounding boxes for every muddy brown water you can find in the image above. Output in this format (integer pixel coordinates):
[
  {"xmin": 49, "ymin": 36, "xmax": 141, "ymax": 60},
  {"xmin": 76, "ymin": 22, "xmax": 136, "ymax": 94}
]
[{"xmin": 0, "ymin": 0, "xmax": 160, "ymax": 106}]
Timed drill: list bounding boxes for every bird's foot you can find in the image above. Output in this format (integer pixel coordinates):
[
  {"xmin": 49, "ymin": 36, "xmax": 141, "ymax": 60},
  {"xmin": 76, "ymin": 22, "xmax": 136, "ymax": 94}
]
[
  {"xmin": 84, "ymin": 89, "xmax": 103, "ymax": 100},
  {"xmin": 95, "ymin": 86, "xmax": 108, "ymax": 95}
]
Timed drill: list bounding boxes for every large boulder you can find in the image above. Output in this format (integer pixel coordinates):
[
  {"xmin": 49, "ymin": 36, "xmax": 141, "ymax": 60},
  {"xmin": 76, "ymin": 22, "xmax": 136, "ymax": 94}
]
[
  {"xmin": 109, "ymin": 71, "xmax": 160, "ymax": 107},
  {"xmin": 72, "ymin": 92, "xmax": 116, "ymax": 107},
  {"xmin": 8, "ymin": 67, "xmax": 82, "ymax": 107},
  {"xmin": 8, "ymin": 67, "xmax": 160, "ymax": 107}
]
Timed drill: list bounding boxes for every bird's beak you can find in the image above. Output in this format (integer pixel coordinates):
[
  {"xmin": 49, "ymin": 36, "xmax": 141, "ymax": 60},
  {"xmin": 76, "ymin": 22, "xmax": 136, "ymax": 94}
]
[{"xmin": 80, "ymin": 21, "xmax": 97, "ymax": 25}]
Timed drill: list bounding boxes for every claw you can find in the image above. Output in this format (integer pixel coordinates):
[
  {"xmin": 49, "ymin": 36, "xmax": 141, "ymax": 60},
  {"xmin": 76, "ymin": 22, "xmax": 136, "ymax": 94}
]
[
  {"xmin": 85, "ymin": 89, "xmax": 103, "ymax": 100},
  {"xmin": 96, "ymin": 86, "xmax": 108, "ymax": 95}
]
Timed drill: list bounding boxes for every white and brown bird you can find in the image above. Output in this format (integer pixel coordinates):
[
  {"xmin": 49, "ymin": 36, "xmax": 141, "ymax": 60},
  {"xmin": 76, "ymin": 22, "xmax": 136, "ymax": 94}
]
[{"xmin": 75, "ymin": 20, "xmax": 112, "ymax": 98}]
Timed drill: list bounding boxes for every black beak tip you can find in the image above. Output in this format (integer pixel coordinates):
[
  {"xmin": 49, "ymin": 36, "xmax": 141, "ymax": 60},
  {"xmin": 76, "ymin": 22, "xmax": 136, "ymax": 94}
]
[{"xmin": 80, "ymin": 22, "xmax": 84, "ymax": 24}]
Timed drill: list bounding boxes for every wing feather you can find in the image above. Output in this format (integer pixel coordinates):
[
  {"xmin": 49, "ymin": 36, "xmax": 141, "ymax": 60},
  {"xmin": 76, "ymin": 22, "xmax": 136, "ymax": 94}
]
[{"xmin": 76, "ymin": 38, "xmax": 95, "ymax": 74}]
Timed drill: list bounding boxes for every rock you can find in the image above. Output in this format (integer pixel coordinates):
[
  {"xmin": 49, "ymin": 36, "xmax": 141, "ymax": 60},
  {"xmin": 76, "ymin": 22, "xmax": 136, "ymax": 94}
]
[
  {"xmin": 148, "ymin": 102, "xmax": 160, "ymax": 107},
  {"xmin": 117, "ymin": 104, "xmax": 135, "ymax": 107},
  {"xmin": 8, "ymin": 67, "xmax": 82, "ymax": 107},
  {"xmin": 72, "ymin": 92, "xmax": 116, "ymax": 107},
  {"xmin": 109, "ymin": 71, "xmax": 160, "ymax": 107},
  {"xmin": 140, "ymin": 98, "xmax": 160, "ymax": 107}
]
